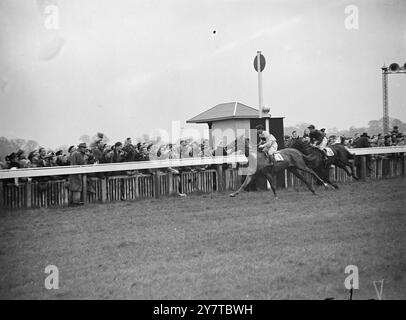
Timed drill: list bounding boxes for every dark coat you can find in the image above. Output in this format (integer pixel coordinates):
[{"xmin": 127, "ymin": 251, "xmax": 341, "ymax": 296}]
[
  {"xmin": 68, "ymin": 150, "xmax": 85, "ymax": 192},
  {"xmin": 353, "ymin": 136, "xmax": 370, "ymax": 148}
]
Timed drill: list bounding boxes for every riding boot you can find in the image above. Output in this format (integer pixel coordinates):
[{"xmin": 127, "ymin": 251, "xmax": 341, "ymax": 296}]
[{"xmin": 269, "ymin": 154, "xmax": 274, "ymax": 166}]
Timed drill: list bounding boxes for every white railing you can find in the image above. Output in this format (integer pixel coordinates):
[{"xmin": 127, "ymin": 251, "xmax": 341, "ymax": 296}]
[
  {"xmin": 347, "ymin": 146, "xmax": 406, "ymax": 155},
  {"xmin": 0, "ymin": 147, "xmax": 404, "ymax": 209},
  {"xmin": 0, "ymin": 155, "xmax": 248, "ymax": 180},
  {"xmin": 1, "ymin": 147, "xmax": 406, "ymax": 179}
]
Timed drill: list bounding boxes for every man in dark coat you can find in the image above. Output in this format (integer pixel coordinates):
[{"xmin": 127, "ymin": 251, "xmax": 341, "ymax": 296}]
[
  {"xmin": 68, "ymin": 142, "xmax": 86, "ymax": 205},
  {"xmin": 353, "ymin": 132, "xmax": 370, "ymax": 148},
  {"xmin": 122, "ymin": 138, "xmax": 136, "ymax": 162},
  {"xmin": 285, "ymin": 130, "xmax": 300, "ymax": 148}
]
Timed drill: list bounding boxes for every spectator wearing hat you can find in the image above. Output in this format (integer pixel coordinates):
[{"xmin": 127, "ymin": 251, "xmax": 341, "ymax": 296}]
[
  {"xmin": 377, "ymin": 133, "xmax": 385, "ymax": 147},
  {"xmin": 68, "ymin": 142, "xmax": 87, "ymax": 205},
  {"xmin": 28, "ymin": 151, "xmax": 40, "ymax": 167},
  {"xmin": 65, "ymin": 145, "xmax": 76, "ymax": 166},
  {"xmin": 91, "ymin": 140, "xmax": 105, "ymax": 163},
  {"xmin": 285, "ymin": 130, "xmax": 300, "ymax": 148},
  {"xmin": 15, "ymin": 149, "xmax": 32, "ymax": 168},
  {"xmin": 55, "ymin": 150, "xmax": 67, "ymax": 166},
  {"xmin": 353, "ymin": 132, "xmax": 370, "ymax": 148},
  {"xmin": 351, "ymin": 133, "xmax": 360, "ymax": 147},
  {"xmin": 138, "ymin": 143, "xmax": 150, "ymax": 161},
  {"xmin": 84, "ymin": 148, "xmax": 96, "ymax": 164},
  {"xmin": 384, "ymin": 134, "xmax": 392, "ymax": 146},
  {"xmin": 122, "ymin": 137, "xmax": 137, "ymax": 162},
  {"xmin": 370, "ymin": 135, "xmax": 378, "ymax": 147},
  {"xmin": 6, "ymin": 152, "xmax": 20, "ymax": 169},
  {"xmin": 397, "ymin": 135, "xmax": 405, "ymax": 146},
  {"xmin": 390, "ymin": 126, "xmax": 403, "ymax": 145},
  {"xmin": 34, "ymin": 147, "xmax": 47, "ymax": 167},
  {"xmin": 391, "ymin": 126, "xmax": 400, "ymax": 136},
  {"xmin": 105, "ymin": 142, "xmax": 124, "ymax": 163},
  {"xmin": 44, "ymin": 152, "xmax": 57, "ymax": 167}
]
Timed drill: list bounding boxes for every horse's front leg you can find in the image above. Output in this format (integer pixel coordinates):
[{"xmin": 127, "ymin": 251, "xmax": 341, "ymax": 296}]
[
  {"xmin": 336, "ymin": 160, "xmax": 359, "ymax": 180},
  {"xmin": 264, "ymin": 172, "xmax": 278, "ymax": 199},
  {"xmin": 230, "ymin": 174, "xmax": 253, "ymax": 197}
]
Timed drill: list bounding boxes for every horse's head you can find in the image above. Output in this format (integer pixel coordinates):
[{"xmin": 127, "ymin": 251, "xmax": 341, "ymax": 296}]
[{"xmin": 290, "ymin": 138, "xmax": 312, "ymax": 155}]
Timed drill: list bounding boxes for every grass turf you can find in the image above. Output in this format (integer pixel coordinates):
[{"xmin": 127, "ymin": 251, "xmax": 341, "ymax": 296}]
[{"xmin": 0, "ymin": 177, "xmax": 405, "ymax": 299}]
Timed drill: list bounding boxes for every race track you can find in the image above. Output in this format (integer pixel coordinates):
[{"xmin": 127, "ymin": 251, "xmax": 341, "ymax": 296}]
[{"xmin": 0, "ymin": 177, "xmax": 405, "ymax": 299}]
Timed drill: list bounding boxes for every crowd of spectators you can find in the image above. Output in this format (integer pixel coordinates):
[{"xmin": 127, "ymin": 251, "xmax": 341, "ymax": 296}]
[
  {"xmin": 284, "ymin": 126, "xmax": 405, "ymax": 149},
  {"xmin": 0, "ymin": 132, "xmax": 217, "ymax": 171},
  {"xmin": 1, "ymin": 126, "xmax": 405, "ymax": 171}
]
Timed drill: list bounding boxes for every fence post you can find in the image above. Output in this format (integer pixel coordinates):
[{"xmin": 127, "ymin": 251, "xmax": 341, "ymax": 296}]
[
  {"xmin": 370, "ymin": 156, "xmax": 377, "ymax": 180},
  {"xmin": 350, "ymin": 160, "xmax": 356, "ymax": 182},
  {"xmin": 82, "ymin": 174, "xmax": 87, "ymax": 204},
  {"xmin": 0, "ymin": 181, "xmax": 4, "ymax": 211},
  {"xmin": 153, "ymin": 170, "xmax": 160, "ymax": 198},
  {"xmin": 389, "ymin": 157, "xmax": 394, "ymax": 178},
  {"xmin": 377, "ymin": 156, "xmax": 383, "ymax": 179},
  {"xmin": 168, "ymin": 173, "xmax": 173, "ymax": 195},
  {"xmin": 360, "ymin": 156, "xmax": 367, "ymax": 181},
  {"xmin": 403, "ymin": 154, "xmax": 406, "ymax": 176},
  {"xmin": 216, "ymin": 164, "xmax": 224, "ymax": 192},
  {"xmin": 101, "ymin": 177, "xmax": 107, "ymax": 203},
  {"xmin": 25, "ymin": 181, "xmax": 32, "ymax": 209}
]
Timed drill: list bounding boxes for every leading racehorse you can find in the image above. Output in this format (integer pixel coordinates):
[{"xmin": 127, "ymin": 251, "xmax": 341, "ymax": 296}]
[
  {"xmin": 290, "ymin": 139, "xmax": 359, "ymax": 189},
  {"xmin": 226, "ymin": 137, "xmax": 330, "ymax": 198}
]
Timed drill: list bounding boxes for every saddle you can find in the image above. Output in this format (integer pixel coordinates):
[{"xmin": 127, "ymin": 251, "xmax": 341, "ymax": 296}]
[
  {"xmin": 324, "ymin": 147, "xmax": 335, "ymax": 157},
  {"xmin": 311, "ymin": 145, "xmax": 335, "ymax": 158},
  {"xmin": 258, "ymin": 148, "xmax": 283, "ymax": 164}
]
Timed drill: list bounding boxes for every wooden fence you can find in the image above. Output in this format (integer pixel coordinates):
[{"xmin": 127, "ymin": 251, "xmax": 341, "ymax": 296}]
[{"xmin": 0, "ymin": 148, "xmax": 405, "ymax": 210}]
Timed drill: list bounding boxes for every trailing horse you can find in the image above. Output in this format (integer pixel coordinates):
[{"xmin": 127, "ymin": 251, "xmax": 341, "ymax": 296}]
[
  {"xmin": 290, "ymin": 139, "xmax": 359, "ymax": 189},
  {"xmin": 228, "ymin": 138, "xmax": 329, "ymax": 198}
]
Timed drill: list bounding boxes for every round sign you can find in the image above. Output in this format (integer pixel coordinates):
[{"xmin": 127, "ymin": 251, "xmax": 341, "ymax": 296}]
[{"xmin": 254, "ymin": 54, "xmax": 266, "ymax": 72}]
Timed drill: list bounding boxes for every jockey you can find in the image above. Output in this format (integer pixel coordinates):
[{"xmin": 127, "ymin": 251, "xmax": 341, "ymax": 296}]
[
  {"xmin": 308, "ymin": 124, "xmax": 327, "ymax": 150},
  {"xmin": 256, "ymin": 124, "xmax": 278, "ymax": 163}
]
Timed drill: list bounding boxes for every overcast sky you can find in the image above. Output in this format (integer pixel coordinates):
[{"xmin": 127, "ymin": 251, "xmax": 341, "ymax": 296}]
[{"xmin": 1, "ymin": 0, "xmax": 405, "ymax": 148}]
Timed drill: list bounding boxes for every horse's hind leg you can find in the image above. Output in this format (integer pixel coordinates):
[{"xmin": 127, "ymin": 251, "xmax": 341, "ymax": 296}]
[
  {"xmin": 230, "ymin": 174, "xmax": 253, "ymax": 197},
  {"xmin": 297, "ymin": 166, "xmax": 328, "ymax": 188},
  {"xmin": 264, "ymin": 172, "xmax": 278, "ymax": 198},
  {"xmin": 288, "ymin": 168, "xmax": 316, "ymax": 195}
]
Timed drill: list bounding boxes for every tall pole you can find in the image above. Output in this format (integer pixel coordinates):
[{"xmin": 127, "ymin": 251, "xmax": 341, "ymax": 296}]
[
  {"xmin": 257, "ymin": 51, "xmax": 263, "ymax": 119},
  {"xmin": 382, "ymin": 68, "xmax": 389, "ymax": 135}
]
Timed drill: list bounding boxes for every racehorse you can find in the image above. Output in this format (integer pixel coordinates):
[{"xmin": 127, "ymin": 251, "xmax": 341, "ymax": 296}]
[
  {"xmin": 226, "ymin": 137, "xmax": 330, "ymax": 198},
  {"xmin": 290, "ymin": 139, "xmax": 359, "ymax": 188}
]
